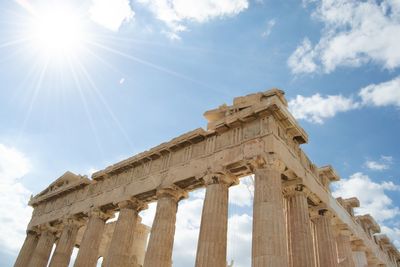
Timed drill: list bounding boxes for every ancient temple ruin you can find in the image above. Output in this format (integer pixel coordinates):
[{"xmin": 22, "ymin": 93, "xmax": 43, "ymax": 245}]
[{"xmin": 14, "ymin": 89, "xmax": 400, "ymax": 267}]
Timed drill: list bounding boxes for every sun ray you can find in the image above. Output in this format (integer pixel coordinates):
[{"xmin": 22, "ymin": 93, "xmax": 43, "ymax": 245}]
[
  {"xmin": 0, "ymin": 38, "xmax": 29, "ymax": 49},
  {"xmin": 83, "ymin": 46, "xmax": 125, "ymax": 77},
  {"xmin": 17, "ymin": 57, "xmax": 49, "ymax": 143},
  {"xmin": 75, "ymin": 58, "xmax": 136, "ymax": 151},
  {"xmin": 87, "ymin": 40, "xmax": 225, "ymax": 94},
  {"xmin": 67, "ymin": 56, "xmax": 106, "ymax": 158}
]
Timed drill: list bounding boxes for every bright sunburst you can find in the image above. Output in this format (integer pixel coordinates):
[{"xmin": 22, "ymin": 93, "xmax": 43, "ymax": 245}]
[{"xmin": 26, "ymin": 3, "xmax": 88, "ymax": 61}]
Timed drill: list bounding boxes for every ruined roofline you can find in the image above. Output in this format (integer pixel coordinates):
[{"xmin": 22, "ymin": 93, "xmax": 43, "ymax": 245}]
[
  {"xmin": 318, "ymin": 165, "xmax": 341, "ymax": 182},
  {"xmin": 375, "ymin": 234, "xmax": 400, "ymax": 258},
  {"xmin": 29, "ymin": 171, "xmax": 91, "ymax": 206},
  {"xmin": 343, "ymin": 197, "xmax": 361, "ymax": 208},
  {"xmin": 204, "ymin": 88, "xmax": 307, "ymax": 143},
  {"xmin": 92, "ymin": 88, "xmax": 308, "ymax": 180},
  {"xmin": 357, "ymin": 214, "xmax": 381, "ymax": 234}
]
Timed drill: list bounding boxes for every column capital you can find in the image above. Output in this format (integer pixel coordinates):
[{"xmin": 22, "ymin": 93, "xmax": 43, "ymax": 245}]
[
  {"xmin": 283, "ymin": 183, "xmax": 310, "ymax": 197},
  {"xmin": 62, "ymin": 215, "xmax": 86, "ymax": 228},
  {"xmin": 36, "ymin": 223, "xmax": 59, "ymax": 235},
  {"xmin": 89, "ymin": 207, "xmax": 114, "ymax": 221},
  {"xmin": 283, "ymin": 182, "xmax": 321, "ymax": 204},
  {"xmin": 248, "ymin": 154, "xmax": 285, "ymax": 172},
  {"xmin": 27, "ymin": 227, "xmax": 40, "ymax": 236},
  {"xmin": 117, "ymin": 198, "xmax": 148, "ymax": 211},
  {"xmin": 203, "ymin": 172, "xmax": 238, "ymax": 186},
  {"xmin": 333, "ymin": 222, "xmax": 353, "ymax": 237},
  {"xmin": 156, "ymin": 185, "xmax": 188, "ymax": 202},
  {"xmin": 310, "ymin": 205, "xmax": 333, "ymax": 220},
  {"xmin": 351, "ymin": 239, "xmax": 367, "ymax": 251}
]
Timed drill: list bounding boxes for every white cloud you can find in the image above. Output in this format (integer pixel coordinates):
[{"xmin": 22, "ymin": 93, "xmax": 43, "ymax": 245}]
[
  {"xmin": 89, "ymin": 0, "xmax": 134, "ymax": 31},
  {"xmin": 365, "ymin": 155, "xmax": 393, "ymax": 171},
  {"xmin": 173, "ymin": 193, "xmax": 204, "ymax": 266},
  {"xmin": 381, "ymin": 225, "xmax": 400, "ymax": 249},
  {"xmin": 261, "ymin": 19, "xmax": 276, "ymax": 38},
  {"xmin": 333, "ymin": 172, "xmax": 400, "ymax": 249},
  {"xmin": 0, "ymin": 144, "xmax": 33, "ymax": 254},
  {"xmin": 227, "ymin": 213, "xmax": 252, "ymax": 267},
  {"xmin": 137, "ymin": 0, "xmax": 249, "ymax": 39},
  {"xmin": 381, "ymin": 155, "xmax": 393, "ymax": 162},
  {"xmin": 288, "ymin": 75, "xmax": 400, "ymax": 124},
  {"xmin": 288, "ymin": 93, "xmax": 359, "ymax": 124},
  {"xmin": 365, "ymin": 161, "xmax": 389, "ymax": 171},
  {"xmin": 332, "ymin": 172, "xmax": 400, "ymax": 222},
  {"xmin": 287, "ymin": 38, "xmax": 317, "ymax": 74},
  {"xmin": 359, "ymin": 76, "xmax": 400, "ymax": 107},
  {"xmin": 229, "ymin": 176, "xmax": 253, "ymax": 207},
  {"xmin": 289, "ymin": 0, "xmax": 400, "ymax": 73}
]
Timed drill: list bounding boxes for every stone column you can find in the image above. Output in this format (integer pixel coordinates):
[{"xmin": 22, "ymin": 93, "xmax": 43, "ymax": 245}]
[
  {"xmin": 14, "ymin": 230, "xmax": 39, "ymax": 267},
  {"xmin": 352, "ymin": 251, "xmax": 367, "ymax": 267},
  {"xmin": 48, "ymin": 218, "xmax": 83, "ymax": 267},
  {"xmin": 74, "ymin": 209, "xmax": 112, "ymax": 267},
  {"xmin": 29, "ymin": 228, "xmax": 57, "ymax": 267},
  {"xmin": 195, "ymin": 173, "xmax": 238, "ymax": 267},
  {"xmin": 336, "ymin": 231, "xmax": 355, "ymax": 267},
  {"xmin": 313, "ymin": 209, "xmax": 338, "ymax": 267},
  {"xmin": 143, "ymin": 187, "xmax": 187, "ymax": 267},
  {"xmin": 251, "ymin": 156, "xmax": 289, "ymax": 267},
  {"xmin": 284, "ymin": 184, "xmax": 316, "ymax": 267},
  {"xmin": 104, "ymin": 199, "xmax": 147, "ymax": 267}
]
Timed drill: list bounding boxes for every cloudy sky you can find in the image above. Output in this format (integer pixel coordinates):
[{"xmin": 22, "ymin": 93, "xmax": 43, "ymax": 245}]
[{"xmin": 0, "ymin": 0, "xmax": 400, "ymax": 266}]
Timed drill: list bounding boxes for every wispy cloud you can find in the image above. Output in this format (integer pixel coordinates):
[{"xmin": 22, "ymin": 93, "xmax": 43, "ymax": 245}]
[
  {"xmin": 287, "ymin": 38, "xmax": 317, "ymax": 74},
  {"xmin": 261, "ymin": 19, "xmax": 276, "ymax": 38},
  {"xmin": 288, "ymin": 0, "xmax": 400, "ymax": 74},
  {"xmin": 365, "ymin": 155, "xmax": 393, "ymax": 171}
]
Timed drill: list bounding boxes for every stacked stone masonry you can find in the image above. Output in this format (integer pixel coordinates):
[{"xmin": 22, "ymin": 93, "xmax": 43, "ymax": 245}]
[{"xmin": 14, "ymin": 89, "xmax": 400, "ymax": 267}]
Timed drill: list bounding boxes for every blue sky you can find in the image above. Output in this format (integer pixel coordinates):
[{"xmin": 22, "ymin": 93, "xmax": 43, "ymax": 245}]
[{"xmin": 0, "ymin": 0, "xmax": 400, "ymax": 266}]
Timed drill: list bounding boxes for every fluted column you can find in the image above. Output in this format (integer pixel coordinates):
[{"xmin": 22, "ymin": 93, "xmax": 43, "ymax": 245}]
[
  {"xmin": 143, "ymin": 187, "xmax": 187, "ymax": 267},
  {"xmin": 313, "ymin": 209, "xmax": 338, "ymax": 267},
  {"xmin": 195, "ymin": 173, "xmax": 238, "ymax": 267},
  {"xmin": 29, "ymin": 228, "xmax": 57, "ymax": 267},
  {"xmin": 284, "ymin": 184, "xmax": 316, "ymax": 267},
  {"xmin": 104, "ymin": 199, "xmax": 147, "ymax": 267},
  {"xmin": 48, "ymin": 218, "xmax": 84, "ymax": 267},
  {"xmin": 251, "ymin": 156, "xmax": 289, "ymax": 267},
  {"xmin": 336, "ymin": 231, "xmax": 355, "ymax": 267},
  {"xmin": 14, "ymin": 230, "xmax": 39, "ymax": 267},
  {"xmin": 74, "ymin": 209, "xmax": 112, "ymax": 267}
]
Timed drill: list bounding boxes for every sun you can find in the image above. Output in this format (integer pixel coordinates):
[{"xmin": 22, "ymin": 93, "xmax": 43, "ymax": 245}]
[{"xmin": 27, "ymin": 4, "xmax": 88, "ymax": 61}]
